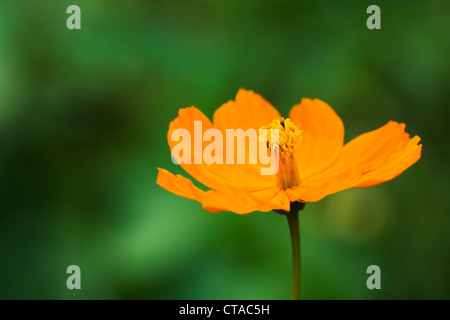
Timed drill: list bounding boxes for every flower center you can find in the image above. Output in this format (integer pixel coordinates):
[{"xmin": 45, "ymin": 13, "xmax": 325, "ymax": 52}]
[{"xmin": 260, "ymin": 118, "xmax": 302, "ymax": 189}]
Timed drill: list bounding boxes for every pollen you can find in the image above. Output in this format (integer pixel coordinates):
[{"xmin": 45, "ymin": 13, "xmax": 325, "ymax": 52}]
[
  {"xmin": 260, "ymin": 118, "xmax": 302, "ymax": 189},
  {"xmin": 260, "ymin": 118, "xmax": 303, "ymax": 162}
]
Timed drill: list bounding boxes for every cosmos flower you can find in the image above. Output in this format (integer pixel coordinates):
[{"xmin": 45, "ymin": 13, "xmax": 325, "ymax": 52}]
[{"xmin": 157, "ymin": 89, "xmax": 422, "ymax": 214}]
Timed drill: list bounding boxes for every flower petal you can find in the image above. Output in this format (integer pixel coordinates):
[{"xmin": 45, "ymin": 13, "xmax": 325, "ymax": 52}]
[
  {"xmin": 213, "ymin": 89, "xmax": 281, "ymax": 130},
  {"xmin": 286, "ymin": 167, "xmax": 362, "ymax": 202},
  {"xmin": 250, "ymin": 188, "xmax": 291, "ymax": 211},
  {"xmin": 157, "ymin": 168, "xmax": 277, "ymax": 214},
  {"xmin": 289, "ymin": 98, "xmax": 344, "ymax": 179},
  {"xmin": 201, "ymin": 189, "xmax": 276, "ymax": 214},
  {"xmin": 298, "ymin": 121, "xmax": 422, "ymax": 200},
  {"xmin": 353, "ymin": 135, "xmax": 422, "ymax": 187},
  {"xmin": 156, "ymin": 168, "xmax": 205, "ymax": 201},
  {"xmin": 168, "ymin": 106, "xmax": 276, "ymax": 192},
  {"xmin": 319, "ymin": 121, "xmax": 411, "ymax": 178}
]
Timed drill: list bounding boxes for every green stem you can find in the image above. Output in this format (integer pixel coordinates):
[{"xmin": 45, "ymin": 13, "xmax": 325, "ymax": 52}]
[{"xmin": 286, "ymin": 210, "xmax": 301, "ymax": 300}]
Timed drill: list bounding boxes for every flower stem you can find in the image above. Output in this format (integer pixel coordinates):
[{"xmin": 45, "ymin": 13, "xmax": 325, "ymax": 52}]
[{"xmin": 286, "ymin": 209, "xmax": 301, "ymax": 300}]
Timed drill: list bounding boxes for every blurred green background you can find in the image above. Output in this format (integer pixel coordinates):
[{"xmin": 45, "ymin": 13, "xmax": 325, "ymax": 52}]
[{"xmin": 0, "ymin": 0, "xmax": 448, "ymax": 299}]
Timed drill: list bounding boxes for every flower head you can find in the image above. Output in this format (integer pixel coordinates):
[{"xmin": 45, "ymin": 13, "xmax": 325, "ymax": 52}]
[{"xmin": 157, "ymin": 89, "xmax": 422, "ymax": 214}]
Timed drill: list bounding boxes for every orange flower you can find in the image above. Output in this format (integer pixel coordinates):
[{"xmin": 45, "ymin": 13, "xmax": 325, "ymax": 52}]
[{"xmin": 157, "ymin": 89, "xmax": 422, "ymax": 214}]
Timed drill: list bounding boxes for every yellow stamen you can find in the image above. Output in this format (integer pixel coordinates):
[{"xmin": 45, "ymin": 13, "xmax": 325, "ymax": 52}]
[{"xmin": 260, "ymin": 118, "xmax": 302, "ymax": 189}]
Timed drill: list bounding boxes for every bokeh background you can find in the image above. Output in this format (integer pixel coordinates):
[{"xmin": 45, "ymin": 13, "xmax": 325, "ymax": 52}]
[{"xmin": 0, "ymin": 0, "xmax": 448, "ymax": 299}]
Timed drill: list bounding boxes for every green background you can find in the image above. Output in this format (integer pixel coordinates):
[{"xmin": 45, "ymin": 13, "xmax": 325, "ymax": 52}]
[{"xmin": 0, "ymin": 0, "xmax": 448, "ymax": 299}]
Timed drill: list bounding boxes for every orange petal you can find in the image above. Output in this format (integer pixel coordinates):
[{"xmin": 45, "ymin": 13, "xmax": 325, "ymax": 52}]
[
  {"xmin": 354, "ymin": 135, "xmax": 422, "ymax": 187},
  {"xmin": 287, "ymin": 168, "xmax": 362, "ymax": 202},
  {"xmin": 201, "ymin": 188, "xmax": 276, "ymax": 214},
  {"xmin": 319, "ymin": 121, "xmax": 411, "ymax": 178},
  {"xmin": 168, "ymin": 106, "xmax": 276, "ymax": 192},
  {"xmin": 289, "ymin": 98, "xmax": 344, "ymax": 179},
  {"xmin": 299, "ymin": 121, "xmax": 421, "ymax": 200},
  {"xmin": 250, "ymin": 188, "xmax": 291, "ymax": 211},
  {"xmin": 213, "ymin": 89, "xmax": 281, "ymax": 130},
  {"xmin": 157, "ymin": 168, "xmax": 280, "ymax": 214},
  {"xmin": 156, "ymin": 168, "xmax": 205, "ymax": 201}
]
